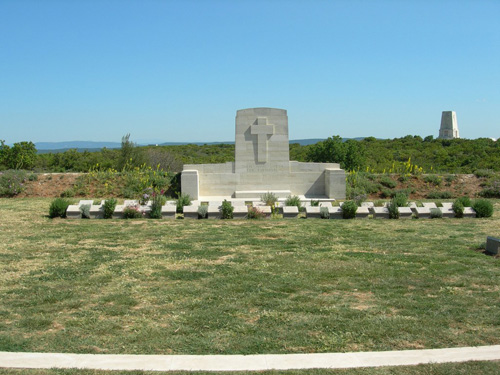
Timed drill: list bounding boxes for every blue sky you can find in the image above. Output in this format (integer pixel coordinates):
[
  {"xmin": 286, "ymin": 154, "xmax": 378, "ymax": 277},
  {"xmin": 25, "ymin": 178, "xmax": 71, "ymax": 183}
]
[{"xmin": 1, "ymin": 0, "xmax": 499, "ymax": 144}]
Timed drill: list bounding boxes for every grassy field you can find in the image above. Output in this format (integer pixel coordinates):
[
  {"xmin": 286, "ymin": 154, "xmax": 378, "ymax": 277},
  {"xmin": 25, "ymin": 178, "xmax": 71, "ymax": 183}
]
[{"xmin": 0, "ymin": 199, "xmax": 499, "ymax": 363}]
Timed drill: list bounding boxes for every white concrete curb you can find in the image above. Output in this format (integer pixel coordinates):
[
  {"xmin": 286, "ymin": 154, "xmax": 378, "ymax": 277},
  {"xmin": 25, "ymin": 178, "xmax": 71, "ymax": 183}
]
[{"xmin": 1, "ymin": 346, "xmax": 500, "ymax": 371}]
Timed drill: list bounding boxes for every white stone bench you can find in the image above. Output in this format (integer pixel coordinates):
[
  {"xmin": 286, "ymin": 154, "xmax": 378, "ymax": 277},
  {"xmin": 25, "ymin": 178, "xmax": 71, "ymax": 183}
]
[
  {"xmin": 283, "ymin": 206, "xmax": 299, "ymax": 218},
  {"xmin": 422, "ymin": 202, "xmax": 437, "ymax": 209},
  {"xmin": 486, "ymin": 237, "xmax": 500, "ymax": 255},
  {"xmin": 356, "ymin": 206, "xmax": 370, "ymax": 219},
  {"xmin": 441, "ymin": 202, "xmax": 453, "ymax": 209},
  {"xmin": 463, "ymin": 207, "xmax": 476, "ymax": 218},
  {"xmin": 372, "ymin": 207, "xmax": 389, "ymax": 219},
  {"xmin": 320, "ymin": 202, "xmax": 333, "ymax": 208},
  {"xmin": 182, "ymin": 205, "xmax": 199, "ymax": 219},
  {"xmin": 161, "ymin": 205, "xmax": 176, "ymax": 219},
  {"xmin": 328, "ymin": 206, "xmax": 343, "ymax": 219},
  {"xmin": 440, "ymin": 207, "xmax": 455, "ymax": 218},
  {"xmin": 414, "ymin": 207, "xmax": 431, "ymax": 219},
  {"xmin": 66, "ymin": 205, "xmax": 81, "ymax": 219},
  {"xmin": 305, "ymin": 206, "xmax": 321, "ymax": 219},
  {"xmin": 361, "ymin": 202, "xmax": 374, "ymax": 208},
  {"xmin": 207, "ymin": 205, "xmax": 221, "ymax": 219},
  {"xmin": 398, "ymin": 207, "xmax": 413, "ymax": 219},
  {"xmin": 233, "ymin": 206, "xmax": 248, "ymax": 219}
]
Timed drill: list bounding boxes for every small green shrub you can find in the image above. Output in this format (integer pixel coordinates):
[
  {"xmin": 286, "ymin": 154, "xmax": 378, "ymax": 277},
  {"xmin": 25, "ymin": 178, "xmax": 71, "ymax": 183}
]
[
  {"xmin": 123, "ymin": 205, "xmax": 143, "ymax": 219},
  {"xmin": 49, "ymin": 198, "xmax": 71, "ymax": 218},
  {"xmin": 320, "ymin": 207, "xmax": 330, "ymax": 219},
  {"xmin": 387, "ymin": 199, "xmax": 399, "ymax": 219},
  {"xmin": 392, "ymin": 192, "xmax": 408, "ymax": 207},
  {"xmin": 444, "ymin": 174, "xmax": 457, "ymax": 185},
  {"xmin": 427, "ymin": 191, "xmax": 453, "ymax": 199},
  {"xmin": 341, "ymin": 201, "xmax": 357, "ymax": 219},
  {"xmin": 60, "ymin": 189, "xmax": 75, "ymax": 198},
  {"xmin": 247, "ymin": 206, "xmax": 265, "ymax": 219},
  {"xmin": 452, "ymin": 200, "xmax": 464, "ymax": 218},
  {"xmin": 220, "ymin": 200, "xmax": 233, "ymax": 219},
  {"xmin": 479, "ymin": 180, "xmax": 500, "ymax": 198},
  {"xmin": 310, "ymin": 200, "xmax": 320, "ymax": 207},
  {"xmin": 474, "ymin": 169, "xmax": 495, "ymax": 178},
  {"xmin": 424, "ymin": 174, "xmax": 442, "ymax": 186},
  {"xmin": 455, "ymin": 196, "xmax": 472, "ymax": 207},
  {"xmin": 472, "ymin": 199, "xmax": 494, "ymax": 218},
  {"xmin": 103, "ymin": 198, "xmax": 117, "ymax": 219},
  {"xmin": 28, "ymin": 173, "xmax": 38, "ymax": 181},
  {"xmin": 430, "ymin": 208, "xmax": 443, "ymax": 219},
  {"xmin": 197, "ymin": 205, "xmax": 208, "ymax": 219},
  {"xmin": 150, "ymin": 193, "xmax": 166, "ymax": 219},
  {"xmin": 176, "ymin": 193, "xmax": 192, "ymax": 213},
  {"xmin": 80, "ymin": 204, "xmax": 91, "ymax": 219},
  {"xmin": 380, "ymin": 188, "xmax": 393, "ymax": 198},
  {"xmin": 0, "ymin": 170, "xmax": 27, "ymax": 197},
  {"xmin": 285, "ymin": 195, "xmax": 302, "ymax": 211},
  {"xmin": 380, "ymin": 176, "xmax": 397, "ymax": 188},
  {"xmin": 261, "ymin": 192, "xmax": 278, "ymax": 207}
]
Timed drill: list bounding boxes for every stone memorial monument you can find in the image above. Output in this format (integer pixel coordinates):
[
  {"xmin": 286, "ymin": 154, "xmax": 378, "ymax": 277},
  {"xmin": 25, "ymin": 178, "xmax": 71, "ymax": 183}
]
[
  {"xmin": 181, "ymin": 108, "xmax": 345, "ymax": 200},
  {"xmin": 438, "ymin": 111, "xmax": 459, "ymax": 139}
]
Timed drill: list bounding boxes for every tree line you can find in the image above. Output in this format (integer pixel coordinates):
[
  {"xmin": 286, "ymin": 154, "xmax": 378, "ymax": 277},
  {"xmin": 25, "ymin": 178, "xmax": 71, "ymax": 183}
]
[{"xmin": 1, "ymin": 135, "xmax": 499, "ymax": 174}]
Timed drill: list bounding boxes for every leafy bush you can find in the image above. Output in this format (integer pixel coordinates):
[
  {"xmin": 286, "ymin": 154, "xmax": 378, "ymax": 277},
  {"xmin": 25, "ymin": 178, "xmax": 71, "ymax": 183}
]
[
  {"xmin": 430, "ymin": 208, "xmax": 443, "ymax": 219},
  {"xmin": 341, "ymin": 201, "xmax": 357, "ymax": 219},
  {"xmin": 387, "ymin": 199, "xmax": 399, "ymax": 219},
  {"xmin": 392, "ymin": 192, "xmax": 408, "ymax": 207},
  {"xmin": 60, "ymin": 189, "xmax": 75, "ymax": 198},
  {"xmin": 479, "ymin": 180, "xmax": 500, "ymax": 198},
  {"xmin": 176, "ymin": 193, "xmax": 192, "ymax": 213},
  {"xmin": 247, "ymin": 206, "xmax": 265, "ymax": 219},
  {"xmin": 310, "ymin": 199, "xmax": 320, "ymax": 207},
  {"xmin": 197, "ymin": 205, "xmax": 208, "ymax": 219},
  {"xmin": 424, "ymin": 174, "xmax": 442, "ymax": 186},
  {"xmin": 427, "ymin": 191, "xmax": 453, "ymax": 199},
  {"xmin": 455, "ymin": 196, "xmax": 472, "ymax": 207},
  {"xmin": 49, "ymin": 198, "xmax": 71, "ymax": 218},
  {"xmin": 123, "ymin": 204, "xmax": 143, "ymax": 219},
  {"xmin": 80, "ymin": 204, "xmax": 91, "ymax": 219},
  {"xmin": 261, "ymin": 192, "xmax": 278, "ymax": 207},
  {"xmin": 28, "ymin": 173, "xmax": 38, "ymax": 181},
  {"xmin": 452, "ymin": 200, "xmax": 464, "ymax": 218},
  {"xmin": 285, "ymin": 195, "xmax": 302, "ymax": 211},
  {"xmin": 320, "ymin": 207, "xmax": 330, "ymax": 219},
  {"xmin": 444, "ymin": 174, "xmax": 456, "ymax": 185},
  {"xmin": 474, "ymin": 169, "xmax": 495, "ymax": 178},
  {"xmin": 0, "ymin": 170, "xmax": 27, "ymax": 197},
  {"xmin": 472, "ymin": 199, "xmax": 494, "ymax": 218},
  {"xmin": 150, "ymin": 193, "xmax": 166, "ymax": 219},
  {"xmin": 221, "ymin": 200, "xmax": 233, "ymax": 219},
  {"xmin": 103, "ymin": 198, "xmax": 117, "ymax": 219},
  {"xmin": 380, "ymin": 176, "xmax": 397, "ymax": 188}
]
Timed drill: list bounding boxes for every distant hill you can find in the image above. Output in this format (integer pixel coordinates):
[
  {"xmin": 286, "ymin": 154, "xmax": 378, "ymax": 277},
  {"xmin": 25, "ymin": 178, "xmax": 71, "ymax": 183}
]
[
  {"xmin": 36, "ymin": 141, "xmax": 122, "ymax": 150},
  {"xmin": 34, "ymin": 138, "xmax": 370, "ymax": 153}
]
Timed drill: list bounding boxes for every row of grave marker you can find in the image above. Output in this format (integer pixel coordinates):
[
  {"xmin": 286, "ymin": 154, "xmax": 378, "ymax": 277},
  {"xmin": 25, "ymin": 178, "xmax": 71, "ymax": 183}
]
[{"xmin": 66, "ymin": 200, "xmax": 476, "ymax": 219}]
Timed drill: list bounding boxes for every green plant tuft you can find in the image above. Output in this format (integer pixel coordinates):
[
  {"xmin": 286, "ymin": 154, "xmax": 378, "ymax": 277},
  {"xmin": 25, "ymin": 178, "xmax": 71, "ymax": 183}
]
[
  {"xmin": 197, "ymin": 205, "xmax": 208, "ymax": 219},
  {"xmin": 341, "ymin": 200, "xmax": 357, "ymax": 219},
  {"xmin": 472, "ymin": 199, "xmax": 494, "ymax": 218},
  {"xmin": 49, "ymin": 198, "xmax": 71, "ymax": 218},
  {"xmin": 220, "ymin": 199, "xmax": 233, "ymax": 219},
  {"xmin": 80, "ymin": 204, "xmax": 91, "ymax": 219},
  {"xmin": 103, "ymin": 198, "xmax": 117, "ymax": 219},
  {"xmin": 430, "ymin": 208, "xmax": 443, "ymax": 219},
  {"xmin": 176, "ymin": 193, "xmax": 192, "ymax": 213},
  {"xmin": 452, "ymin": 200, "xmax": 464, "ymax": 218}
]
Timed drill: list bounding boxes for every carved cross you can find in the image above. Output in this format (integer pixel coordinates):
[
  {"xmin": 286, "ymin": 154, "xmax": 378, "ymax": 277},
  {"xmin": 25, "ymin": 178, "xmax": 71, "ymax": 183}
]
[{"xmin": 251, "ymin": 117, "xmax": 274, "ymax": 163}]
